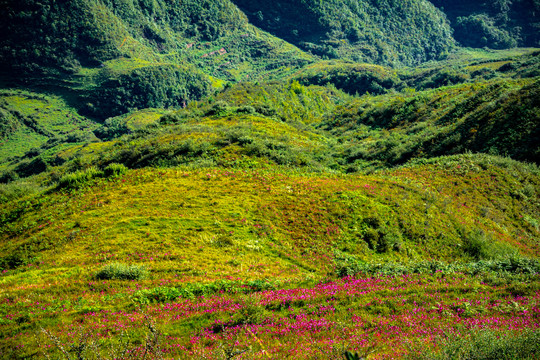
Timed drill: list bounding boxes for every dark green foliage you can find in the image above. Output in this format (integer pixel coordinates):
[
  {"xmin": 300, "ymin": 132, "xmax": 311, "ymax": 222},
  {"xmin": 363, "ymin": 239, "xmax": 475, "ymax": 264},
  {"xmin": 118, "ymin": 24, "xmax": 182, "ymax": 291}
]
[
  {"xmin": 0, "ymin": 0, "xmax": 247, "ymax": 75},
  {"xmin": 0, "ymin": 0, "xmax": 120, "ymax": 75},
  {"xmin": 455, "ymin": 14, "xmax": 519, "ymax": 49},
  {"xmin": 410, "ymin": 327, "xmax": 540, "ymax": 360},
  {"xmin": 430, "ymin": 0, "xmax": 540, "ymax": 49},
  {"xmin": 295, "ymin": 62, "xmax": 401, "ymax": 96},
  {"xmin": 99, "ymin": 0, "xmax": 247, "ymax": 42},
  {"xmin": 86, "ymin": 65, "xmax": 210, "ymax": 119},
  {"xmin": 95, "ymin": 263, "xmax": 148, "ymax": 280},
  {"xmin": 232, "ymin": 0, "xmax": 455, "ymax": 65},
  {"xmin": 14, "ymin": 157, "xmax": 50, "ymax": 178}
]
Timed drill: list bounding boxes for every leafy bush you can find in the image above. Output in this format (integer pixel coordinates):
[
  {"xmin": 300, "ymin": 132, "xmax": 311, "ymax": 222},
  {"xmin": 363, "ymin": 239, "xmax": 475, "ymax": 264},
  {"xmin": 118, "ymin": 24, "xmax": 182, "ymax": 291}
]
[
  {"xmin": 103, "ymin": 163, "xmax": 128, "ymax": 177},
  {"xmin": 95, "ymin": 263, "xmax": 148, "ymax": 280},
  {"xmin": 133, "ymin": 279, "xmax": 276, "ymax": 304},
  {"xmin": 411, "ymin": 328, "xmax": 540, "ymax": 360},
  {"xmin": 57, "ymin": 167, "xmax": 104, "ymax": 190}
]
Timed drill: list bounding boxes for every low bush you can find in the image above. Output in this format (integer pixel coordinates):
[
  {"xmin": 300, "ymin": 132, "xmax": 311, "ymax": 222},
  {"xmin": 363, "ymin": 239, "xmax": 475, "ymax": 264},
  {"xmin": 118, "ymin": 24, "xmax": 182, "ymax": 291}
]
[
  {"xmin": 133, "ymin": 279, "xmax": 276, "ymax": 304},
  {"xmin": 58, "ymin": 164, "xmax": 129, "ymax": 190},
  {"xmin": 103, "ymin": 163, "xmax": 128, "ymax": 177},
  {"xmin": 57, "ymin": 167, "xmax": 104, "ymax": 190},
  {"xmin": 95, "ymin": 263, "xmax": 148, "ymax": 280},
  {"xmin": 334, "ymin": 252, "xmax": 540, "ymax": 278},
  {"xmin": 411, "ymin": 327, "xmax": 540, "ymax": 360}
]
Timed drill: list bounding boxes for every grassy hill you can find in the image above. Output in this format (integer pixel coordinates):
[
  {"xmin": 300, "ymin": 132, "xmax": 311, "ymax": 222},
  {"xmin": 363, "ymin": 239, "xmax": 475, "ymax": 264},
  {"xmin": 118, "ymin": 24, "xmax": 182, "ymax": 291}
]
[
  {"xmin": 0, "ymin": 1, "xmax": 539, "ymax": 359},
  {"xmin": 0, "ymin": 155, "xmax": 539, "ymax": 358}
]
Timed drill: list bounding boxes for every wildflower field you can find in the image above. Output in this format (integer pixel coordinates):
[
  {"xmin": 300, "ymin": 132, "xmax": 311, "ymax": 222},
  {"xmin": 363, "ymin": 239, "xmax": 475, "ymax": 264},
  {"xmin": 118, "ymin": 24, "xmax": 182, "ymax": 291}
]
[
  {"xmin": 1, "ymin": 155, "xmax": 539, "ymax": 359},
  {"xmin": 0, "ymin": 1, "xmax": 539, "ymax": 357}
]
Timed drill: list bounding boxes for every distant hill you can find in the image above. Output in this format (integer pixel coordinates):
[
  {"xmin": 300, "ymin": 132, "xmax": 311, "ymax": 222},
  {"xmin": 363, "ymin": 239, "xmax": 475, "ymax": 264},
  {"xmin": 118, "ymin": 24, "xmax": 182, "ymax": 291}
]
[
  {"xmin": 231, "ymin": 0, "xmax": 456, "ymax": 65},
  {"xmin": 430, "ymin": 0, "xmax": 540, "ymax": 49}
]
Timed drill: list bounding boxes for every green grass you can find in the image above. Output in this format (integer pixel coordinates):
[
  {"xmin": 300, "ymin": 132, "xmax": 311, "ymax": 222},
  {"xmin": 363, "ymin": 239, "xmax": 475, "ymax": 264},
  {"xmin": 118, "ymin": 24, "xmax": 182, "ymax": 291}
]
[
  {"xmin": 0, "ymin": 90, "xmax": 98, "ymax": 163},
  {"xmin": 0, "ymin": 3, "xmax": 538, "ymax": 357},
  {"xmin": 95, "ymin": 262, "xmax": 148, "ymax": 280},
  {"xmin": 410, "ymin": 327, "xmax": 540, "ymax": 360}
]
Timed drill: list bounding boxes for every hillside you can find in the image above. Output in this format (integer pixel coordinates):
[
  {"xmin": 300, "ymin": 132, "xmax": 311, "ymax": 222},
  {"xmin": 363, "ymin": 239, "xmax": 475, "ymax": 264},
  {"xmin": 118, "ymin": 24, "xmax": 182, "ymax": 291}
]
[
  {"xmin": 231, "ymin": 0, "xmax": 456, "ymax": 65},
  {"xmin": 1, "ymin": 155, "xmax": 539, "ymax": 358},
  {"xmin": 0, "ymin": 1, "xmax": 540, "ymax": 359},
  {"xmin": 430, "ymin": 0, "xmax": 540, "ymax": 49}
]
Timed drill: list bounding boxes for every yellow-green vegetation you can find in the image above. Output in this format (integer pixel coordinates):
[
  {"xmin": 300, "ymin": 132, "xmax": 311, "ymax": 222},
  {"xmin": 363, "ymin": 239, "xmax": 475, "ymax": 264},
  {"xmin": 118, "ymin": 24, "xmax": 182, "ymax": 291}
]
[
  {"xmin": 1, "ymin": 1, "xmax": 540, "ymax": 358},
  {"xmin": 0, "ymin": 90, "xmax": 97, "ymax": 164},
  {"xmin": 0, "ymin": 155, "xmax": 539, "ymax": 358}
]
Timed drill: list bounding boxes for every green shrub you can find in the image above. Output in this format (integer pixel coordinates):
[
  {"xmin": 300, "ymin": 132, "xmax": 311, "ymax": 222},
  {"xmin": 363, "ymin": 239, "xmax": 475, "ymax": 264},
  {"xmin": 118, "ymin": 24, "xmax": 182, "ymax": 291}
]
[
  {"xmin": 103, "ymin": 163, "xmax": 128, "ymax": 177},
  {"xmin": 133, "ymin": 286, "xmax": 182, "ymax": 304},
  {"xmin": 133, "ymin": 279, "xmax": 276, "ymax": 304},
  {"xmin": 95, "ymin": 263, "xmax": 148, "ymax": 280},
  {"xmin": 57, "ymin": 167, "xmax": 104, "ymax": 190},
  {"xmin": 461, "ymin": 229, "xmax": 515, "ymax": 260},
  {"xmin": 206, "ymin": 101, "xmax": 231, "ymax": 116},
  {"xmin": 411, "ymin": 328, "xmax": 540, "ymax": 360}
]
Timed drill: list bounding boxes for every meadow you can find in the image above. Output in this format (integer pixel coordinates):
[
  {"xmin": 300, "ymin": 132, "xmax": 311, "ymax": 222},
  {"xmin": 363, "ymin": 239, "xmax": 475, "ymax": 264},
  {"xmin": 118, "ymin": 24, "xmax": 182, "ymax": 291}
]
[{"xmin": 0, "ymin": 1, "xmax": 539, "ymax": 358}]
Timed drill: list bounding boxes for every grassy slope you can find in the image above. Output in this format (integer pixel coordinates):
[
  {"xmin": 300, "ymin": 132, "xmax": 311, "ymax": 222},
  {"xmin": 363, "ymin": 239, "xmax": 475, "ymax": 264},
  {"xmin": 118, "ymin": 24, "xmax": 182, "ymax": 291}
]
[
  {"xmin": 0, "ymin": 90, "xmax": 98, "ymax": 164},
  {"xmin": 0, "ymin": 156, "xmax": 539, "ymax": 358},
  {"xmin": 0, "ymin": 2, "xmax": 539, "ymax": 358}
]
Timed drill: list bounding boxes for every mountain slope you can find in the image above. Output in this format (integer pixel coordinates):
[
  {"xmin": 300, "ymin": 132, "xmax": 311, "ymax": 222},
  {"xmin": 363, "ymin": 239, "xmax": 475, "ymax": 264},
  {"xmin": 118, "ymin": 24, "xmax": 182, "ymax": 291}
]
[
  {"xmin": 0, "ymin": 0, "xmax": 314, "ymax": 121},
  {"xmin": 0, "ymin": 155, "xmax": 539, "ymax": 358},
  {"xmin": 232, "ymin": 0, "xmax": 456, "ymax": 65},
  {"xmin": 0, "ymin": 2, "xmax": 539, "ymax": 359},
  {"xmin": 430, "ymin": 0, "xmax": 540, "ymax": 49}
]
